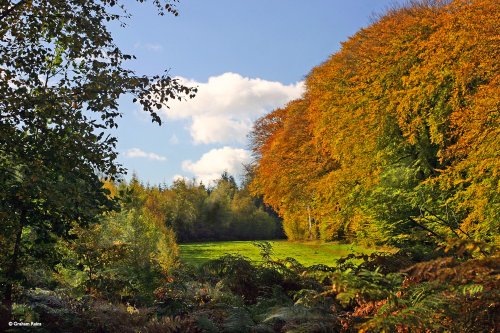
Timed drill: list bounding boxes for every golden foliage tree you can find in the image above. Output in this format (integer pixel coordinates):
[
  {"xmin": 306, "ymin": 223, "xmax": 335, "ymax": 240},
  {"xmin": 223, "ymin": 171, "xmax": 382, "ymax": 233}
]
[{"xmin": 250, "ymin": 0, "xmax": 499, "ymax": 244}]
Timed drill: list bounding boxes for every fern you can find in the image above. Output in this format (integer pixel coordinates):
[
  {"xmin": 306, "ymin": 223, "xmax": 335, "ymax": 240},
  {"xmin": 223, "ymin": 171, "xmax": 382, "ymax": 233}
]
[
  {"xmin": 360, "ymin": 282, "xmax": 448, "ymax": 332},
  {"xmin": 222, "ymin": 307, "xmax": 255, "ymax": 333},
  {"xmin": 195, "ymin": 315, "xmax": 219, "ymax": 333},
  {"xmin": 459, "ymin": 283, "xmax": 484, "ymax": 296},
  {"xmin": 263, "ymin": 305, "xmax": 340, "ymax": 332},
  {"xmin": 253, "ymin": 241, "xmax": 275, "ymax": 262},
  {"xmin": 357, "ymin": 255, "xmax": 500, "ymax": 332},
  {"xmin": 333, "ymin": 268, "xmax": 403, "ymax": 305}
]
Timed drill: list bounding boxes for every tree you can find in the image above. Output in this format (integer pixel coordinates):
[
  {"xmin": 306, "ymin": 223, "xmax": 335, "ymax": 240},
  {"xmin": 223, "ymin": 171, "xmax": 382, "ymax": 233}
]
[
  {"xmin": 165, "ymin": 179, "xmax": 207, "ymax": 241},
  {"xmin": 250, "ymin": 100, "xmax": 337, "ymax": 240},
  {"xmin": 0, "ymin": 0, "xmax": 196, "ymax": 326},
  {"xmin": 250, "ymin": 0, "xmax": 499, "ymax": 244}
]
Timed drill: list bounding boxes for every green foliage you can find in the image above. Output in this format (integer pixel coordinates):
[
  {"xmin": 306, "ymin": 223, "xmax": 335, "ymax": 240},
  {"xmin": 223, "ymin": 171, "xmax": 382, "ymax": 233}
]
[
  {"xmin": 126, "ymin": 175, "xmax": 283, "ymax": 243},
  {"xmin": 364, "ymin": 281, "xmax": 451, "ymax": 332},
  {"xmin": 253, "ymin": 241, "xmax": 275, "ymax": 262},
  {"xmin": 56, "ymin": 204, "xmax": 179, "ymax": 305},
  {"xmin": 201, "ymin": 254, "xmax": 260, "ymax": 303},
  {"xmin": 332, "ymin": 268, "xmax": 404, "ymax": 306},
  {"xmin": 0, "ymin": 0, "xmax": 195, "ymax": 326}
]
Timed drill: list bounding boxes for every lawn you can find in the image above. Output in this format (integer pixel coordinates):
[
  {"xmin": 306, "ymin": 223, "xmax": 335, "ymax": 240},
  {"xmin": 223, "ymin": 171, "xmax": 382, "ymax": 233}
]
[{"xmin": 180, "ymin": 240, "xmax": 377, "ymax": 267}]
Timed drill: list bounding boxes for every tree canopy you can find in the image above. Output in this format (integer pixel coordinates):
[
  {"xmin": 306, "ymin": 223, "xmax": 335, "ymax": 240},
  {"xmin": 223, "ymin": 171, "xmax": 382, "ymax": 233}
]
[{"xmin": 250, "ymin": 0, "xmax": 499, "ymax": 246}]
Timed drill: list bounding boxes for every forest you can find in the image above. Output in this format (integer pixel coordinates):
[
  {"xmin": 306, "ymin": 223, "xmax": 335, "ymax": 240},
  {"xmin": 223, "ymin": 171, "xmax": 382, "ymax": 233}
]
[
  {"xmin": 109, "ymin": 173, "xmax": 283, "ymax": 243},
  {"xmin": 0, "ymin": 0, "xmax": 498, "ymax": 332}
]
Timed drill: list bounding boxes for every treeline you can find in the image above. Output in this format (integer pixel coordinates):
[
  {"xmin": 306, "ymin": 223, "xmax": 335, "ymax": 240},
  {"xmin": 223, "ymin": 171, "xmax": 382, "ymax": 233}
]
[
  {"xmin": 118, "ymin": 172, "xmax": 283, "ymax": 243},
  {"xmin": 250, "ymin": 0, "xmax": 499, "ymax": 251}
]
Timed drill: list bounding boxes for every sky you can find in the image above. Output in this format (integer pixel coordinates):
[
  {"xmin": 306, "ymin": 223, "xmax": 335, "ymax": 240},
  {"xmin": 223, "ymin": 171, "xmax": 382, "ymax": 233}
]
[{"xmin": 109, "ymin": 0, "xmax": 402, "ymax": 186}]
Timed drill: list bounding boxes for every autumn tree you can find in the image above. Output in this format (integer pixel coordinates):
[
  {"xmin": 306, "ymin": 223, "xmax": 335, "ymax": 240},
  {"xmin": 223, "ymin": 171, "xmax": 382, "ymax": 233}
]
[
  {"xmin": 250, "ymin": 0, "xmax": 499, "ymax": 246},
  {"xmin": 250, "ymin": 100, "xmax": 327, "ymax": 239}
]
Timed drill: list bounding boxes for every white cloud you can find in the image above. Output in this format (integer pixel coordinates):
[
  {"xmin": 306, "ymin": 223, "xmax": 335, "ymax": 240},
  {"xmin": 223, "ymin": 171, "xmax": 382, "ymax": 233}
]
[
  {"xmin": 164, "ymin": 72, "xmax": 304, "ymax": 144},
  {"xmin": 181, "ymin": 146, "xmax": 251, "ymax": 185},
  {"xmin": 124, "ymin": 148, "xmax": 167, "ymax": 161},
  {"xmin": 133, "ymin": 42, "xmax": 163, "ymax": 51},
  {"xmin": 172, "ymin": 174, "xmax": 190, "ymax": 182},
  {"xmin": 190, "ymin": 116, "xmax": 252, "ymax": 145},
  {"xmin": 169, "ymin": 134, "xmax": 180, "ymax": 145}
]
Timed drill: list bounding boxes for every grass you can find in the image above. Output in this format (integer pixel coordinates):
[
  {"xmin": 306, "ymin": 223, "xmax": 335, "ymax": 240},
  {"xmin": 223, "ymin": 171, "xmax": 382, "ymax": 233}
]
[{"xmin": 180, "ymin": 240, "xmax": 377, "ymax": 267}]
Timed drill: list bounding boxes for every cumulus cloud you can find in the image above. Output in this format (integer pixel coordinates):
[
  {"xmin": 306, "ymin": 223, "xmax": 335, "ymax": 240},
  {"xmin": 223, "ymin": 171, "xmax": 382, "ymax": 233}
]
[
  {"xmin": 123, "ymin": 148, "xmax": 167, "ymax": 161},
  {"xmin": 164, "ymin": 72, "xmax": 304, "ymax": 144},
  {"xmin": 181, "ymin": 146, "xmax": 251, "ymax": 185}
]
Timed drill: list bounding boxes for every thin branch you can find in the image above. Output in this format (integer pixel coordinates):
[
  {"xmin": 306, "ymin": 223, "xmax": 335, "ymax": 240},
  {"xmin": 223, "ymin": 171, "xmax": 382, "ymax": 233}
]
[
  {"xmin": 421, "ymin": 215, "xmax": 460, "ymax": 238},
  {"xmin": 421, "ymin": 207, "xmax": 475, "ymax": 241},
  {"xmin": 408, "ymin": 217, "xmax": 446, "ymax": 241}
]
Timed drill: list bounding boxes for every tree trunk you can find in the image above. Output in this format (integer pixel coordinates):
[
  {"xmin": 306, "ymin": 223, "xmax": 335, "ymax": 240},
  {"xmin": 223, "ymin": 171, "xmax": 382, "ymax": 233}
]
[
  {"xmin": 307, "ymin": 205, "xmax": 313, "ymax": 240},
  {"xmin": 0, "ymin": 208, "xmax": 26, "ymax": 329}
]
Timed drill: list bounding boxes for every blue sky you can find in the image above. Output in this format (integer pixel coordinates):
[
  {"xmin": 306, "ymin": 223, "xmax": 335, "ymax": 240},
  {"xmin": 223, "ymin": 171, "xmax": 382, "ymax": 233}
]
[{"xmin": 110, "ymin": 0, "xmax": 401, "ymax": 186}]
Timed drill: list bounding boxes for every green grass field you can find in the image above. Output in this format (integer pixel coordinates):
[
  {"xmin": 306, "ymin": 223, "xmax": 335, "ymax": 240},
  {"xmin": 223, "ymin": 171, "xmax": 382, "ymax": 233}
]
[{"xmin": 180, "ymin": 240, "xmax": 377, "ymax": 267}]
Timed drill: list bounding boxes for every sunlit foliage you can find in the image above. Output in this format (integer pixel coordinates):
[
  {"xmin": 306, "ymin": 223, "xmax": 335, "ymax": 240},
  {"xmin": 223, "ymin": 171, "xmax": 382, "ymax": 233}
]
[{"xmin": 250, "ymin": 0, "xmax": 499, "ymax": 246}]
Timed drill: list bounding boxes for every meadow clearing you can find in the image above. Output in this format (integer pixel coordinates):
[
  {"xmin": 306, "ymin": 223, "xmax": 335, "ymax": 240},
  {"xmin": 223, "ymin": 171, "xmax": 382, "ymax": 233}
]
[{"xmin": 179, "ymin": 240, "xmax": 377, "ymax": 266}]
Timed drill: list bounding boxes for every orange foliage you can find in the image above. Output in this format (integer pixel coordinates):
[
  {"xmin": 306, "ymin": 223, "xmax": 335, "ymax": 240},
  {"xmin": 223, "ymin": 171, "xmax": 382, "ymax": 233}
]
[{"xmin": 250, "ymin": 0, "xmax": 499, "ymax": 241}]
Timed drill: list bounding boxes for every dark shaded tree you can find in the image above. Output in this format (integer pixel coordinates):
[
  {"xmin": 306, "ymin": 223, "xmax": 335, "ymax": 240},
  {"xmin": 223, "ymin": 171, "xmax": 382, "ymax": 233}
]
[{"xmin": 0, "ymin": 0, "xmax": 195, "ymax": 326}]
